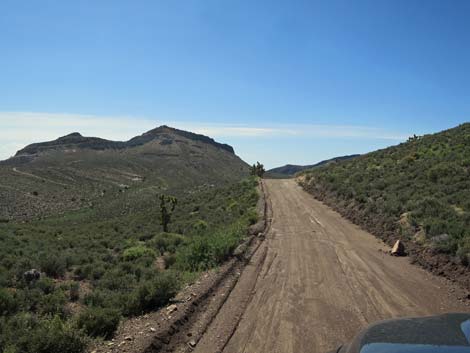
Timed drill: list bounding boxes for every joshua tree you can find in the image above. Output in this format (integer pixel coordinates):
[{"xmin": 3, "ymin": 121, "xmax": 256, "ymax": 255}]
[
  {"xmin": 251, "ymin": 162, "xmax": 265, "ymax": 178},
  {"xmin": 408, "ymin": 134, "xmax": 420, "ymax": 142},
  {"xmin": 158, "ymin": 194, "xmax": 177, "ymax": 232}
]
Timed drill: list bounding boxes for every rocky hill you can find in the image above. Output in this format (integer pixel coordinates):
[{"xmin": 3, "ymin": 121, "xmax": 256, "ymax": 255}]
[
  {"xmin": 0, "ymin": 126, "xmax": 249, "ymax": 220},
  {"xmin": 267, "ymin": 154, "xmax": 359, "ymax": 178},
  {"xmin": 299, "ymin": 123, "xmax": 470, "ymax": 287},
  {"xmin": 0, "ymin": 126, "xmax": 258, "ymax": 353}
]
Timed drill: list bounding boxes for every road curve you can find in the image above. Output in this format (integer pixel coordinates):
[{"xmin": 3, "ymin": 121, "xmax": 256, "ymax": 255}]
[{"xmin": 194, "ymin": 179, "xmax": 468, "ymax": 353}]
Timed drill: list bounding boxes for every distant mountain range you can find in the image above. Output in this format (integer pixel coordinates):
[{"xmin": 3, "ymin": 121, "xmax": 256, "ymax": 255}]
[
  {"xmin": 13, "ymin": 125, "xmax": 234, "ymax": 158},
  {"xmin": 267, "ymin": 155, "xmax": 360, "ymax": 177},
  {"xmin": 0, "ymin": 126, "xmax": 248, "ymax": 220}
]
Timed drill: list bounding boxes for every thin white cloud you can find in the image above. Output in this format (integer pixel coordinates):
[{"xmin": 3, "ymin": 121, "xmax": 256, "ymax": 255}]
[
  {"xmin": 187, "ymin": 126, "xmax": 297, "ymax": 137},
  {"xmin": 0, "ymin": 111, "xmax": 410, "ymax": 160},
  {"xmin": 190, "ymin": 124, "xmax": 409, "ymax": 140}
]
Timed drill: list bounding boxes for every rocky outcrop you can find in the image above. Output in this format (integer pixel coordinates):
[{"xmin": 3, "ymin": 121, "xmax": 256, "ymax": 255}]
[
  {"xmin": 23, "ymin": 269, "xmax": 41, "ymax": 282},
  {"xmin": 391, "ymin": 240, "xmax": 406, "ymax": 256}
]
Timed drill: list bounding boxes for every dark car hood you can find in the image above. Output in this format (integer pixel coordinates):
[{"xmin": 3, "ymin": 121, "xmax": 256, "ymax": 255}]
[{"xmin": 339, "ymin": 313, "xmax": 470, "ymax": 353}]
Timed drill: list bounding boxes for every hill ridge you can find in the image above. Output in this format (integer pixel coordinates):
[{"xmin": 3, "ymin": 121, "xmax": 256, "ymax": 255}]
[
  {"xmin": 14, "ymin": 125, "xmax": 235, "ymax": 157},
  {"xmin": 267, "ymin": 154, "xmax": 359, "ymax": 176},
  {"xmin": 1, "ymin": 125, "xmax": 248, "ymax": 220}
]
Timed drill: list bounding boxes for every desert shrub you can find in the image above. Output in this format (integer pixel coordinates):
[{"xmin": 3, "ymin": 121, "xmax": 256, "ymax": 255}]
[
  {"xmin": 175, "ymin": 237, "xmax": 212, "ymax": 271},
  {"xmin": 122, "ymin": 245, "xmax": 156, "ymax": 261},
  {"xmin": 0, "ymin": 314, "xmax": 87, "ymax": 353},
  {"xmin": 430, "ymin": 234, "xmax": 456, "ymax": 254},
  {"xmin": 91, "ymin": 265, "xmax": 106, "ymax": 280},
  {"xmin": 246, "ymin": 208, "xmax": 258, "ymax": 225},
  {"xmin": 175, "ymin": 221, "xmax": 245, "ymax": 271},
  {"xmin": 97, "ymin": 268, "xmax": 136, "ymax": 291},
  {"xmin": 40, "ymin": 255, "xmax": 66, "ymax": 278},
  {"xmin": 38, "ymin": 290, "xmax": 67, "ymax": 316},
  {"xmin": 227, "ymin": 201, "xmax": 239, "ymax": 211},
  {"xmin": 411, "ymin": 197, "xmax": 453, "ymax": 219},
  {"xmin": 13, "ymin": 258, "xmax": 35, "ymax": 282},
  {"xmin": 148, "ymin": 233, "xmax": 186, "ymax": 254},
  {"xmin": 0, "ymin": 289, "xmax": 18, "ymax": 316},
  {"xmin": 27, "ymin": 315, "xmax": 87, "ymax": 353},
  {"xmin": 0, "ymin": 267, "xmax": 9, "ymax": 287},
  {"xmin": 69, "ymin": 282, "xmax": 80, "ymax": 302},
  {"xmin": 35, "ymin": 277, "xmax": 55, "ymax": 295},
  {"xmin": 82, "ymin": 289, "xmax": 130, "ymax": 311},
  {"xmin": 76, "ymin": 307, "xmax": 120, "ymax": 339},
  {"xmin": 163, "ymin": 253, "xmax": 176, "ymax": 268},
  {"xmin": 125, "ymin": 272, "xmax": 180, "ymax": 315},
  {"xmin": 138, "ymin": 232, "xmax": 154, "ymax": 241},
  {"xmin": 192, "ymin": 220, "xmax": 208, "ymax": 233},
  {"xmin": 74, "ymin": 264, "xmax": 94, "ymax": 280},
  {"xmin": 457, "ymin": 239, "xmax": 470, "ymax": 266}
]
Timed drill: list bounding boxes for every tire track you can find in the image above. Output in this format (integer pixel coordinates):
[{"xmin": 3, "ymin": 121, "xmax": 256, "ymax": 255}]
[{"xmin": 193, "ymin": 179, "xmax": 469, "ymax": 353}]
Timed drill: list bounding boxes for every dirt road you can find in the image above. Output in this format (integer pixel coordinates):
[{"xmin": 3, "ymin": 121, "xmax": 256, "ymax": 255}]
[{"xmin": 194, "ymin": 179, "xmax": 468, "ymax": 353}]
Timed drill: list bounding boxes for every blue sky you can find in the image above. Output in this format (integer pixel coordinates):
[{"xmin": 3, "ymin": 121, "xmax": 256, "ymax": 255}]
[{"xmin": 1, "ymin": 0, "xmax": 469, "ymax": 168}]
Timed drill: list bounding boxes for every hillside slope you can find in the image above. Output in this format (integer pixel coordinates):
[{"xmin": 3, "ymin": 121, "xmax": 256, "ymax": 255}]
[
  {"xmin": 0, "ymin": 126, "xmax": 258, "ymax": 353},
  {"xmin": 0, "ymin": 126, "xmax": 249, "ymax": 220},
  {"xmin": 299, "ymin": 123, "xmax": 470, "ymax": 286},
  {"xmin": 267, "ymin": 154, "xmax": 359, "ymax": 177}
]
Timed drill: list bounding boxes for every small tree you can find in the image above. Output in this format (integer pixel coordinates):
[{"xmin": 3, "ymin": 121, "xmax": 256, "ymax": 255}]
[
  {"xmin": 251, "ymin": 162, "xmax": 265, "ymax": 178},
  {"xmin": 158, "ymin": 195, "xmax": 177, "ymax": 232},
  {"xmin": 250, "ymin": 164, "xmax": 257, "ymax": 176},
  {"xmin": 407, "ymin": 134, "xmax": 420, "ymax": 142}
]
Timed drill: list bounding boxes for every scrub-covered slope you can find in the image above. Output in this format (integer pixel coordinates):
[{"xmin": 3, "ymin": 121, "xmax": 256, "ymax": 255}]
[
  {"xmin": 0, "ymin": 125, "xmax": 249, "ymax": 220},
  {"xmin": 299, "ymin": 123, "xmax": 470, "ymax": 282},
  {"xmin": 0, "ymin": 126, "xmax": 258, "ymax": 353}
]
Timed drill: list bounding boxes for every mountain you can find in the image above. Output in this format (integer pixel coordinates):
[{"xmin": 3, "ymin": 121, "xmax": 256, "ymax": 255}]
[
  {"xmin": 0, "ymin": 126, "xmax": 249, "ymax": 220},
  {"xmin": 0, "ymin": 126, "xmax": 259, "ymax": 352},
  {"xmin": 13, "ymin": 126, "xmax": 235, "ymax": 157},
  {"xmin": 298, "ymin": 123, "xmax": 470, "ymax": 287},
  {"xmin": 267, "ymin": 155, "xmax": 359, "ymax": 177}
]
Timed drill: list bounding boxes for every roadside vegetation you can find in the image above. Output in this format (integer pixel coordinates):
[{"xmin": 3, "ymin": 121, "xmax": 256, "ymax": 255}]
[
  {"xmin": 0, "ymin": 177, "xmax": 259, "ymax": 353},
  {"xmin": 300, "ymin": 123, "xmax": 470, "ymax": 265},
  {"xmin": 250, "ymin": 162, "xmax": 266, "ymax": 178}
]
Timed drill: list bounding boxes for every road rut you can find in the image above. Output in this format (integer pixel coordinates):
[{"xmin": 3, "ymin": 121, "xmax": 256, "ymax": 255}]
[{"xmin": 194, "ymin": 179, "xmax": 468, "ymax": 353}]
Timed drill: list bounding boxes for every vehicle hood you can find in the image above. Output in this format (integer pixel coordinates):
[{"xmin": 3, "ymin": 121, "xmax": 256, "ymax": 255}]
[{"xmin": 340, "ymin": 313, "xmax": 470, "ymax": 353}]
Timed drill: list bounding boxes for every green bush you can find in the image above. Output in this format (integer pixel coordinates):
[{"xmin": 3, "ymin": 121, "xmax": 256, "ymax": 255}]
[
  {"xmin": 35, "ymin": 277, "xmax": 55, "ymax": 295},
  {"xmin": 175, "ymin": 237, "xmax": 212, "ymax": 271},
  {"xmin": 148, "ymin": 233, "xmax": 186, "ymax": 254},
  {"xmin": 69, "ymin": 282, "xmax": 80, "ymax": 302},
  {"xmin": 38, "ymin": 290, "xmax": 67, "ymax": 316},
  {"xmin": 457, "ymin": 239, "xmax": 470, "ymax": 266},
  {"xmin": 125, "ymin": 272, "xmax": 180, "ymax": 315},
  {"xmin": 0, "ymin": 289, "xmax": 18, "ymax": 316},
  {"xmin": 246, "ymin": 208, "xmax": 258, "ymax": 225},
  {"xmin": 192, "ymin": 220, "xmax": 208, "ymax": 233},
  {"xmin": 175, "ymin": 222, "xmax": 245, "ymax": 271},
  {"xmin": 40, "ymin": 255, "xmax": 66, "ymax": 278},
  {"xmin": 26, "ymin": 315, "xmax": 87, "ymax": 353},
  {"xmin": 122, "ymin": 245, "xmax": 156, "ymax": 261},
  {"xmin": 0, "ymin": 314, "xmax": 87, "ymax": 353},
  {"xmin": 76, "ymin": 307, "xmax": 121, "ymax": 339}
]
